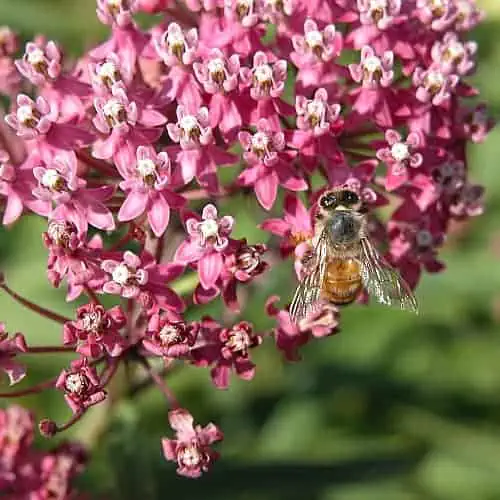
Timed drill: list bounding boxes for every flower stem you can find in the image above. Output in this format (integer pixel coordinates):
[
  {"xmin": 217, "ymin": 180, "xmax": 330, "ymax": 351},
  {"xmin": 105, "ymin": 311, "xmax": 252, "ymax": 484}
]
[
  {"xmin": 0, "ymin": 283, "xmax": 71, "ymax": 324},
  {"xmin": 139, "ymin": 357, "xmax": 179, "ymax": 409},
  {"xmin": 0, "ymin": 376, "xmax": 57, "ymax": 398}
]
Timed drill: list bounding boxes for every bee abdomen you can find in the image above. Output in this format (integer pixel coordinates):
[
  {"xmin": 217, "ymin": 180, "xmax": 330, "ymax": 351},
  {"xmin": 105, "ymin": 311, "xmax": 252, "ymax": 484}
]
[{"xmin": 322, "ymin": 258, "xmax": 362, "ymax": 305}]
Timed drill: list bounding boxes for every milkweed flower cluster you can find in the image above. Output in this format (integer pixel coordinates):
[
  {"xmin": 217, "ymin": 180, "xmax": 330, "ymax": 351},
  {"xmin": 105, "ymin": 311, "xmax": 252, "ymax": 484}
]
[
  {"xmin": 0, "ymin": 0, "xmax": 492, "ymax": 481},
  {"xmin": 0, "ymin": 405, "xmax": 86, "ymax": 498}
]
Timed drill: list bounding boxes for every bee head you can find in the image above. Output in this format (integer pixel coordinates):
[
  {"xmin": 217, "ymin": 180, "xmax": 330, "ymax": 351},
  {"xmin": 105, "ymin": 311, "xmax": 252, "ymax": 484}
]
[{"xmin": 318, "ymin": 189, "xmax": 361, "ymax": 212}]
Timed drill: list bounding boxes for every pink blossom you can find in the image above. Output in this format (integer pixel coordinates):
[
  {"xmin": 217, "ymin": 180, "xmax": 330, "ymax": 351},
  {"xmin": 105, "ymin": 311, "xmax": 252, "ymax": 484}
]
[
  {"xmin": 357, "ymin": 0, "xmax": 402, "ymax": 29},
  {"xmin": 89, "ymin": 52, "xmax": 129, "ymax": 94},
  {"xmin": 143, "ymin": 312, "xmax": 198, "ymax": 358},
  {"xmin": 376, "ymin": 129, "xmax": 424, "ymax": 191},
  {"xmin": 415, "ymin": 0, "xmax": 457, "ymax": 31},
  {"xmin": 96, "ymin": 0, "xmax": 139, "ymax": 27},
  {"xmin": 413, "ymin": 64, "xmax": 459, "ymax": 105},
  {"xmin": 292, "ymin": 19, "xmax": 343, "ymax": 64},
  {"xmin": 220, "ymin": 240, "xmax": 268, "ymax": 311},
  {"xmin": 453, "ymin": 0, "xmax": 484, "ymax": 31},
  {"xmin": 154, "ymin": 23, "xmax": 198, "ymax": 66},
  {"xmin": 5, "ymin": 94, "xmax": 58, "ymax": 139},
  {"xmin": 0, "ymin": 405, "xmax": 34, "ymax": 471},
  {"xmin": 431, "ymin": 31, "xmax": 477, "ymax": 76},
  {"xmin": 32, "ymin": 150, "xmax": 116, "ymax": 232},
  {"xmin": 92, "ymin": 83, "xmax": 166, "ymax": 160},
  {"xmin": 167, "ymin": 105, "xmax": 237, "ymax": 192},
  {"xmin": 117, "ymin": 146, "xmax": 185, "ymax": 237},
  {"xmin": 0, "ymin": 323, "xmax": 27, "ymax": 385},
  {"xmin": 238, "ymin": 118, "xmax": 307, "ymax": 209},
  {"xmin": 240, "ymin": 51, "xmax": 287, "ymax": 100},
  {"xmin": 266, "ymin": 296, "xmax": 339, "ymax": 361},
  {"xmin": 15, "ymin": 39, "xmax": 62, "ymax": 86},
  {"xmin": 175, "ymin": 204, "xmax": 234, "ymax": 290},
  {"xmin": 296, "ymin": 88, "xmax": 342, "ymax": 137},
  {"xmin": 349, "ymin": 45, "xmax": 394, "ymax": 89},
  {"xmin": 261, "ymin": 193, "xmax": 314, "ymax": 256},
  {"xmin": 0, "ymin": 26, "xmax": 18, "ymax": 57},
  {"xmin": 101, "ymin": 250, "xmax": 184, "ymax": 311},
  {"xmin": 161, "ymin": 408, "xmax": 223, "ymax": 478},
  {"xmin": 63, "ymin": 303, "xmax": 127, "ymax": 358},
  {"xmin": 56, "ymin": 357, "xmax": 107, "ymax": 414}
]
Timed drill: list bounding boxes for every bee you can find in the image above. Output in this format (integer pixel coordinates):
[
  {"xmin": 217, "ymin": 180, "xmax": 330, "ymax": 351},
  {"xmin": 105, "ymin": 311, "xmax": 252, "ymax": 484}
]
[{"xmin": 290, "ymin": 188, "xmax": 418, "ymax": 322}]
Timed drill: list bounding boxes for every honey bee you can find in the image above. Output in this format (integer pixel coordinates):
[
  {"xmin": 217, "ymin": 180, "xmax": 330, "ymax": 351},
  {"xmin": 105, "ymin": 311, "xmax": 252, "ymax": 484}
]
[{"xmin": 290, "ymin": 188, "xmax": 418, "ymax": 322}]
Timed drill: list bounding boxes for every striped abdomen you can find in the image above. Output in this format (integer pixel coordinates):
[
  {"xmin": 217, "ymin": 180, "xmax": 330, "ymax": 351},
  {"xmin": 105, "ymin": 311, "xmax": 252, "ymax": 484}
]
[{"xmin": 321, "ymin": 258, "xmax": 362, "ymax": 305}]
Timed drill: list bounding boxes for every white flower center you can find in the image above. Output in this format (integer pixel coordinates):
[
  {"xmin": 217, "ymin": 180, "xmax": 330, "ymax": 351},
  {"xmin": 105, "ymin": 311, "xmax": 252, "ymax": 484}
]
[
  {"xmin": 416, "ymin": 230, "xmax": 433, "ymax": 247},
  {"xmin": 390, "ymin": 142, "xmax": 410, "ymax": 162},
  {"xmin": 103, "ymin": 98, "xmax": 124, "ymax": 120},
  {"xmin": 166, "ymin": 31, "xmax": 185, "ymax": 53},
  {"xmin": 99, "ymin": 61, "xmax": 118, "ymax": 79},
  {"xmin": 27, "ymin": 48, "xmax": 45, "ymax": 65},
  {"xmin": 180, "ymin": 446, "xmax": 202, "ymax": 467},
  {"xmin": 199, "ymin": 219, "xmax": 219, "ymax": 240},
  {"xmin": 369, "ymin": 0, "xmax": 387, "ymax": 8},
  {"xmin": 180, "ymin": 115, "xmax": 199, "ymax": 133},
  {"xmin": 445, "ymin": 41, "xmax": 465, "ymax": 60},
  {"xmin": 251, "ymin": 132, "xmax": 270, "ymax": 150},
  {"xmin": 364, "ymin": 55, "xmax": 382, "ymax": 73},
  {"xmin": 17, "ymin": 105, "xmax": 36, "ymax": 125},
  {"xmin": 159, "ymin": 324, "xmax": 181, "ymax": 345},
  {"xmin": 208, "ymin": 58, "xmax": 225, "ymax": 75},
  {"xmin": 82, "ymin": 312, "xmax": 103, "ymax": 332},
  {"xmin": 137, "ymin": 158, "xmax": 157, "ymax": 178},
  {"xmin": 65, "ymin": 373, "xmax": 86, "ymax": 394},
  {"xmin": 112, "ymin": 264, "xmax": 131, "ymax": 285},
  {"xmin": 41, "ymin": 169, "xmax": 63, "ymax": 189},
  {"xmin": 254, "ymin": 64, "xmax": 273, "ymax": 83},
  {"xmin": 307, "ymin": 100, "xmax": 325, "ymax": 118},
  {"xmin": 425, "ymin": 70, "xmax": 444, "ymax": 89},
  {"xmin": 227, "ymin": 329, "xmax": 250, "ymax": 352},
  {"xmin": 305, "ymin": 30, "xmax": 323, "ymax": 48}
]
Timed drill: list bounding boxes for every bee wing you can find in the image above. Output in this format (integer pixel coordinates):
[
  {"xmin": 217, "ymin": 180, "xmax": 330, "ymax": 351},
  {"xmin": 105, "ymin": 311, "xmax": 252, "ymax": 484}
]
[
  {"xmin": 359, "ymin": 237, "xmax": 418, "ymax": 314},
  {"xmin": 290, "ymin": 230, "xmax": 329, "ymax": 323}
]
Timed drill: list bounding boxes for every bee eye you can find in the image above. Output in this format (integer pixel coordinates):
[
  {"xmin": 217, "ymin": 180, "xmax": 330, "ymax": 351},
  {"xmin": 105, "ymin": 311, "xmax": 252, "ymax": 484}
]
[
  {"xmin": 341, "ymin": 190, "xmax": 359, "ymax": 206},
  {"xmin": 320, "ymin": 193, "xmax": 337, "ymax": 209}
]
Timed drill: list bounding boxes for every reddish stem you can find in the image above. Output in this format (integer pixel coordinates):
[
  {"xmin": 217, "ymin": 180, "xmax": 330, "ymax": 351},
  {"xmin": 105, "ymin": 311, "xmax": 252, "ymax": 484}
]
[
  {"xmin": 25, "ymin": 346, "xmax": 75, "ymax": 354},
  {"xmin": 0, "ymin": 376, "xmax": 57, "ymax": 398},
  {"xmin": 76, "ymin": 149, "xmax": 117, "ymax": 177},
  {"xmin": 140, "ymin": 358, "xmax": 179, "ymax": 409},
  {"xmin": 84, "ymin": 285, "xmax": 102, "ymax": 306},
  {"xmin": 0, "ymin": 283, "xmax": 72, "ymax": 324}
]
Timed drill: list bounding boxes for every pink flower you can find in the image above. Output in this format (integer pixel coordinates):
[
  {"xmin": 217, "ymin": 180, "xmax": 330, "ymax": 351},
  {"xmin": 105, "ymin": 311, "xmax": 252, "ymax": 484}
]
[
  {"xmin": 220, "ymin": 240, "xmax": 268, "ymax": 311},
  {"xmin": 15, "ymin": 39, "xmax": 62, "ymax": 86},
  {"xmin": 349, "ymin": 45, "xmax": 394, "ymax": 88},
  {"xmin": 415, "ymin": 0, "xmax": 456, "ymax": 31},
  {"xmin": 0, "ymin": 405, "xmax": 34, "ymax": 472},
  {"xmin": 296, "ymin": 88, "xmax": 341, "ymax": 137},
  {"xmin": 167, "ymin": 105, "xmax": 237, "ymax": 192},
  {"xmin": 193, "ymin": 48, "xmax": 239, "ymax": 94},
  {"xmin": 56, "ymin": 358, "xmax": 107, "ymax": 414},
  {"xmin": 376, "ymin": 129, "xmax": 423, "ymax": 191},
  {"xmin": 431, "ymin": 31, "xmax": 477, "ymax": 76},
  {"xmin": 0, "ymin": 26, "xmax": 18, "ymax": 57},
  {"xmin": 5, "ymin": 94, "xmax": 58, "ymax": 139},
  {"xmin": 96, "ymin": 0, "xmax": 139, "ymax": 27},
  {"xmin": 63, "ymin": 303, "xmax": 127, "ymax": 358},
  {"xmin": 238, "ymin": 118, "xmax": 307, "ymax": 209},
  {"xmin": 266, "ymin": 296, "xmax": 339, "ymax": 361},
  {"xmin": 117, "ymin": 146, "xmax": 185, "ymax": 237},
  {"xmin": 89, "ymin": 53, "xmax": 129, "ymax": 94},
  {"xmin": 413, "ymin": 64, "xmax": 459, "ymax": 106},
  {"xmin": 240, "ymin": 51, "xmax": 287, "ymax": 100},
  {"xmin": 292, "ymin": 19, "xmax": 343, "ymax": 63},
  {"xmin": 0, "ymin": 323, "xmax": 27, "ymax": 385},
  {"xmin": 161, "ymin": 408, "xmax": 223, "ymax": 478},
  {"xmin": 357, "ymin": 0, "xmax": 402, "ymax": 29},
  {"xmin": 32, "ymin": 151, "xmax": 116, "ymax": 232},
  {"xmin": 101, "ymin": 250, "xmax": 184, "ymax": 311},
  {"xmin": 143, "ymin": 312, "xmax": 198, "ymax": 358},
  {"xmin": 261, "ymin": 193, "xmax": 314, "ymax": 256},
  {"xmin": 154, "ymin": 23, "xmax": 198, "ymax": 66},
  {"xmin": 92, "ymin": 83, "xmax": 166, "ymax": 160},
  {"xmin": 175, "ymin": 204, "xmax": 234, "ymax": 290}
]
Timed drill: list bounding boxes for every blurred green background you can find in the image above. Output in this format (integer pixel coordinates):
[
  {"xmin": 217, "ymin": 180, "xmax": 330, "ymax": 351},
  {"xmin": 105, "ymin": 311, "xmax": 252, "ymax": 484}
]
[{"xmin": 2, "ymin": 1, "xmax": 500, "ymax": 499}]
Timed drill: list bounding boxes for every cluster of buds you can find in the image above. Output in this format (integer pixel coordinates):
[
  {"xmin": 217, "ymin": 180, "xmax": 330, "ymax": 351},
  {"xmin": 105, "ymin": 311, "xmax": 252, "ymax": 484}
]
[{"xmin": 0, "ymin": 0, "xmax": 492, "ymax": 481}]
